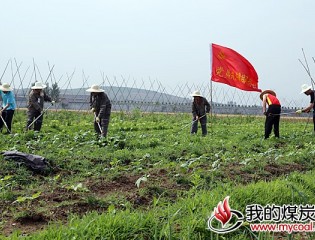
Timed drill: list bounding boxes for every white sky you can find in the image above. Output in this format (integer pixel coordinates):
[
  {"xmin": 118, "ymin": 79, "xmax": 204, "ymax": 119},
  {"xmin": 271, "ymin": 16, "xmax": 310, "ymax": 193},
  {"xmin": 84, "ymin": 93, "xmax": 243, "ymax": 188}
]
[{"xmin": 0, "ymin": 0, "xmax": 315, "ymax": 104}]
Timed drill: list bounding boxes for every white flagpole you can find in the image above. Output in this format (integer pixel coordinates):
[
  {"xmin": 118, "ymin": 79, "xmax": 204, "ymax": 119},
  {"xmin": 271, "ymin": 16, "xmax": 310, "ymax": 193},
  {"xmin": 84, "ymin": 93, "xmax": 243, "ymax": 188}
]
[{"xmin": 209, "ymin": 43, "xmax": 213, "ymax": 132}]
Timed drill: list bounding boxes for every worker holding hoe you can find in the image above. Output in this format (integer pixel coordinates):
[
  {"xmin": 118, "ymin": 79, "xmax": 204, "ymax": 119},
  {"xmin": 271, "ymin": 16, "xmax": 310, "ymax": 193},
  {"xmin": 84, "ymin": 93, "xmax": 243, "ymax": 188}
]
[
  {"xmin": 260, "ymin": 89, "xmax": 281, "ymax": 139},
  {"xmin": 0, "ymin": 83, "xmax": 16, "ymax": 134},
  {"xmin": 86, "ymin": 84, "xmax": 111, "ymax": 138},
  {"xmin": 296, "ymin": 84, "xmax": 315, "ymax": 132},
  {"xmin": 190, "ymin": 90, "xmax": 211, "ymax": 136},
  {"xmin": 26, "ymin": 82, "xmax": 54, "ymax": 131}
]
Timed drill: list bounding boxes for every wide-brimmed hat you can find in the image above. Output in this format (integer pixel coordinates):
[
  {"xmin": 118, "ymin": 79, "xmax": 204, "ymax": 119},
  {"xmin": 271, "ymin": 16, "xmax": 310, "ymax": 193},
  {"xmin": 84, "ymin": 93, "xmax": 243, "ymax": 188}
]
[
  {"xmin": 0, "ymin": 83, "xmax": 13, "ymax": 91},
  {"xmin": 300, "ymin": 84, "xmax": 312, "ymax": 94},
  {"xmin": 191, "ymin": 90, "xmax": 202, "ymax": 97},
  {"xmin": 86, "ymin": 84, "xmax": 105, "ymax": 93},
  {"xmin": 31, "ymin": 82, "xmax": 47, "ymax": 90},
  {"xmin": 259, "ymin": 89, "xmax": 276, "ymax": 100}
]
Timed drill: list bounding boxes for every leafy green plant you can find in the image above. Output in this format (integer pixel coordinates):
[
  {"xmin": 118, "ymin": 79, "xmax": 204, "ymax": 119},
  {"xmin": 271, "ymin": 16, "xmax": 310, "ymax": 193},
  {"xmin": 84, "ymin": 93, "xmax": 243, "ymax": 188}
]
[
  {"xmin": 65, "ymin": 183, "xmax": 89, "ymax": 192},
  {"xmin": 135, "ymin": 175, "xmax": 150, "ymax": 188},
  {"xmin": 0, "ymin": 175, "xmax": 13, "ymax": 190},
  {"xmin": 13, "ymin": 192, "xmax": 41, "ymax": 204}
]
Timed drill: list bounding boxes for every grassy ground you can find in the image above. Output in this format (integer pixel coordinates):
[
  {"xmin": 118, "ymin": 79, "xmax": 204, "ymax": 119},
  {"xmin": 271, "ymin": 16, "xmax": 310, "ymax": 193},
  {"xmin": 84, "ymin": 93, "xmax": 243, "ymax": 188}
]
[{"xmin": 0, "ymin": 110, "xmax": 314, "ymax": 239}]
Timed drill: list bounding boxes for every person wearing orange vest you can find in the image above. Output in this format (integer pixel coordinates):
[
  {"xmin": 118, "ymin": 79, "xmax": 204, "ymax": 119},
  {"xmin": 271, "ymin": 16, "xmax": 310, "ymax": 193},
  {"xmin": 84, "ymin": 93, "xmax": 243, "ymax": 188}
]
[{"xmin": 260, "ymin": 90, "xmax": 281, "ymax": 139}]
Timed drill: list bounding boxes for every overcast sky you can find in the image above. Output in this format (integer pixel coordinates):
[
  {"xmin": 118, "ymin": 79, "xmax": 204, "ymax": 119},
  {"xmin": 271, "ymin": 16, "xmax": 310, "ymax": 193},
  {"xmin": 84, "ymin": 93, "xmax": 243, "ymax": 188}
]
[{"xmin": 0, "ymin": 0, "xmax": 314, "ymax": 104}]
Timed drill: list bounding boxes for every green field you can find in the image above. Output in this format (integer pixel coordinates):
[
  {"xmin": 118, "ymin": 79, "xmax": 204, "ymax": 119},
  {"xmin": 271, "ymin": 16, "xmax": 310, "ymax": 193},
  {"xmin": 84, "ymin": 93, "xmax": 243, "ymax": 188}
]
[{"xmin": 1, "ymin": 110, "xmax": 315, "ymax": 239}]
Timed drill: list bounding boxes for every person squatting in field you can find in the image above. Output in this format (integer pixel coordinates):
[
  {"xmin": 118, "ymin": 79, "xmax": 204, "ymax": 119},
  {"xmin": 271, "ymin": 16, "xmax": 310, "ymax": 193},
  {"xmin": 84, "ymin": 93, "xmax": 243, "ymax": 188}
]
[
  {"xmin": 0, "ymin": 83, "xmax": 16, "ymax": 134},
  {"xmin": 26, "ymin": 82, "xmax": 54, "ymax": 131},
  {"xmin": 190, "ymin": 90, "xmax": 211, "ymax": 136},
  {"xmin": 87, "ymin": 84, "xmax": 112, "ymax": 138},
  {"xmin": 296, "ymin": 84, "xmax": 315, "ymax": 132},
  {"xmin": 260, "ymin": 89, "xmax": 281, "ymax": 139}
]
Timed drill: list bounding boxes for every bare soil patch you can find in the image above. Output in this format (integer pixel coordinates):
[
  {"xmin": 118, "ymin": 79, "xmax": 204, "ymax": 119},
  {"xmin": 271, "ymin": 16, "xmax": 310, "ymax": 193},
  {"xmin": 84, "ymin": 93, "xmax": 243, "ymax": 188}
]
[
  {"xmin": 224, "ymin": 162, "xmax": 309, "ymax": 184},
  {"xmin": 1, "ymin": 169, "xmax": 184, "ymax": 236}
]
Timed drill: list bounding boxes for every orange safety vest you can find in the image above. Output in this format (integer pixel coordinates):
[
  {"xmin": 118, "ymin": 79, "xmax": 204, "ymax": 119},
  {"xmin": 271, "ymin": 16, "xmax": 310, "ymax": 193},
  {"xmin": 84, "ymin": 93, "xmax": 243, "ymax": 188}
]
[{"xmin": 266, "ymin": 94, "xmax": 280, "ymax": 106}]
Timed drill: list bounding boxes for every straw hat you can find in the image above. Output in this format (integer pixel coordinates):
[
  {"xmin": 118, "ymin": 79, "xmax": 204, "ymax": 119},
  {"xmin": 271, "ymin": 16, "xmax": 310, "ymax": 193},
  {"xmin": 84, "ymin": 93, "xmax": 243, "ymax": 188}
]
[
  {"xmin": 0, "ymin": 83, "xmax": 13, "ymax": 91},
  {"xmin": 259, "ymin": 89, "xmax": 276, "ymax": 100},
  {"xmin": 86, "ymin": 84, "xmax": 105, "ymax": 93},
  {"xmin": 300, "ymin": 84, "xmax": 312, "ymax": 94},
  {"xmin": 31, "ymin": 82, "xmax": 47, "ymax": 90},
  {"xmin": 191, "ymin": 90, "xmax": 202, "ymax": 97}
]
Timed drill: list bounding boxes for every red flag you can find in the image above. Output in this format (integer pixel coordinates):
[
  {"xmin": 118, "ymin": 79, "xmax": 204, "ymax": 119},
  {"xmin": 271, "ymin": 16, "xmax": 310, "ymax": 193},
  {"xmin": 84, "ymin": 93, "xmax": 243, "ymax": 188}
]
[{"xmin": 211, "ymin": 43, "xmax": 261, "ymax": 92}]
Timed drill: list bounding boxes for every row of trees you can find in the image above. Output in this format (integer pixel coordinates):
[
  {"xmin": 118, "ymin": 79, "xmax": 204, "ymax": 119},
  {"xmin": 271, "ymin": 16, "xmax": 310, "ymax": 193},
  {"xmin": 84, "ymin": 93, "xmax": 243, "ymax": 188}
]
[{"xmin": 45, "ymin": 82, "xmax": 60, "ymax": 102}]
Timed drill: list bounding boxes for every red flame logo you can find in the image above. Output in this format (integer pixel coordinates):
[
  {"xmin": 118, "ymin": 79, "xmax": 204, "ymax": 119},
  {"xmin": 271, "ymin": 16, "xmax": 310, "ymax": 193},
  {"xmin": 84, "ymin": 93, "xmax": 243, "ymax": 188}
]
[{"xmin": 213, "ymin": 196, "xmax": 232, "ymax": 226}]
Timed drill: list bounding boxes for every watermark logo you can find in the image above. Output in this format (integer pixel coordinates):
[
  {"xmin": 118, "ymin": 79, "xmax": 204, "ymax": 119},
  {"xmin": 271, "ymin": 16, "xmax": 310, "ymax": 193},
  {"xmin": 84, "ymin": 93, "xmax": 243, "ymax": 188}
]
[
  {"xmin": 207, "ymin": 196, "xmax": 244, "ymax": 233},
  {"xmin": 207, "ymin": 197, "xmax": 315, "ymax": 234},
  {"xmin": 246, "ymin": 204, "xmax": 315, "ymax": 233}
]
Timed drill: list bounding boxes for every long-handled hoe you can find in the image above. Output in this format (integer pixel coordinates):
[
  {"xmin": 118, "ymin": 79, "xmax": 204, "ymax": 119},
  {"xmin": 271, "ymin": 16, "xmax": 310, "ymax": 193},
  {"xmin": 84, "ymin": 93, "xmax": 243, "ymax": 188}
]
[
  {"xmin": 180, "ymin": 114, "xmax": 206, "ymax": 131},
  {"xmin": 268, "ymin": 111, "xmax": 299, "ymax": 116},
  {"xmin": 27, "ymin": 103, "xmax": 53, "ymax": 130},
  {"xmin": 94, "ymin": 112, "xmax": 103, "ymax": 135},
  {"xmin": 0, "ymin": 114, "xmax": 11, "ymax": 134}
]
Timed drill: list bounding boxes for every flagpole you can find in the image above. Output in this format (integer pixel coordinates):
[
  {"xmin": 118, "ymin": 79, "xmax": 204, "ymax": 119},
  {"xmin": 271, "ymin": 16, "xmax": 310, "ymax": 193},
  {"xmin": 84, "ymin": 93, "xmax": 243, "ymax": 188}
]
[{"xmin": 209, "ymin": 43, "xmax": 213, "ymax": 132}]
